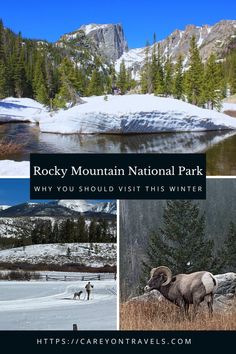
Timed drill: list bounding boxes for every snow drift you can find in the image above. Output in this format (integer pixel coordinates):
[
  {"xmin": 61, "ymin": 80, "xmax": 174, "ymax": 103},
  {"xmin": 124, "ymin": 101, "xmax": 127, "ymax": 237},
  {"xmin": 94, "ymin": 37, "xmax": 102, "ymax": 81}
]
[
  {"xmin": 0, "ymin": 97, "xmax": 47, "ymax": 122},
  {"xmin": 39, "ymin": 95, "xmax": 236, "ymax": 134}
]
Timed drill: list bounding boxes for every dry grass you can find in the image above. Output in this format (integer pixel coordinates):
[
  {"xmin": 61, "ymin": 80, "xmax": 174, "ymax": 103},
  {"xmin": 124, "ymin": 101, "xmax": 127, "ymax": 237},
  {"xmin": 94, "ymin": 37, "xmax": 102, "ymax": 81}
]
[
  {"xmin": 223, "ymin": 110, "xmax": 236, "ymax": 118},
  {"xmin": 120, "ymin": 300, "xmax": 236, "ymax": 330},
  {"xmin": 0, "ymin": 139, "xmax": 25, "ymax": 156}
]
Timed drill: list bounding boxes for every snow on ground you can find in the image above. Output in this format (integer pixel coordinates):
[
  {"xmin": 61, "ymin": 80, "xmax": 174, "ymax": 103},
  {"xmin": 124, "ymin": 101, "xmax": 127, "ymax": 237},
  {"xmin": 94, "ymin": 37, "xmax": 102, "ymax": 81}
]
[
  {"xmin": 0, "ymin": 243, "xmax": 117, "ymax": 266},
  {"xmin": 0, "ymin": 97, "xmax": 47, "ymax": 123},
  {"xmin": 2, "ymin": 95, "xmax": 236, "ymax": 135},
  {"xmin": 222, "ymin": 102, "xmax": 236, "ymax": 112},
  {"xmin": 39, "ymin": 95, "xmax": 236, "ymax": 134},
  {"xmin": 0, "ymin": 278, "xmax": 116, "ymax": 330},
  {"xmin": 0, "ymin": 160, "xmax": 29, "ymax": 177}
]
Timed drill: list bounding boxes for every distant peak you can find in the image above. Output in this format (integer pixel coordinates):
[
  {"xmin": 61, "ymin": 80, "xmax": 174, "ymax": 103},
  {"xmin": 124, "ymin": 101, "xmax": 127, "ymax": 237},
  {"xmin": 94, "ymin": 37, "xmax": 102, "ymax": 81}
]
[{"xmin": 79, "ymin": 23, "xmax": 112, "ymax": 35}]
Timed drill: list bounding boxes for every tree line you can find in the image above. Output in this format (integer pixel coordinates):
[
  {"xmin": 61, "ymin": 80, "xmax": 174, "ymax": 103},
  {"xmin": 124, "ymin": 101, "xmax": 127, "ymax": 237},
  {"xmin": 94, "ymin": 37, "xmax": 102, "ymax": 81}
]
[
  {"xmin": 139, "ymin": 35, "xmax": 236, "ymax": 110},
  {"xmin": 0, "ymin": 216, "xmax": 116, "ymax": 249},
  {"xmin": 141, "ymin": 200, "xmax": 236, "ymax": 289},
  {"xmin": 1, "ymin": 19, "xmax": 236, "ymax": 109},
  {"xmin": 0, "ymin": 20, "xmax": 116, "ymax": 107}
]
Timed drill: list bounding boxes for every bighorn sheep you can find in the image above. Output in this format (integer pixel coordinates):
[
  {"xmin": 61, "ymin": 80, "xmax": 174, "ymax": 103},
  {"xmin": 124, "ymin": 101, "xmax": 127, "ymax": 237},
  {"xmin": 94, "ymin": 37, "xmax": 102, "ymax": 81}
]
[{"xmin": 145, "ymin": 266, "xmax": 218, "ymax": 318}]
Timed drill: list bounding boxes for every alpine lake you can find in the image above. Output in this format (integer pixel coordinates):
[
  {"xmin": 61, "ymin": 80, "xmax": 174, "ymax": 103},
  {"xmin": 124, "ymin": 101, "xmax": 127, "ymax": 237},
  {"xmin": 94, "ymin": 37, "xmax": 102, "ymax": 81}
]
[{"xmin": 1, "ymin": 122, "xmax": 236, "ymax": 175}]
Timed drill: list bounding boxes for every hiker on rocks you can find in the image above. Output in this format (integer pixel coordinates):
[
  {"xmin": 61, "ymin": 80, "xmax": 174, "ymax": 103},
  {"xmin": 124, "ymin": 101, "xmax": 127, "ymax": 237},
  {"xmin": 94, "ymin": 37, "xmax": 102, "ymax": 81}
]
[{"xmin": 85, "ymin": 281, "xmax": 94, "ymax": 300}]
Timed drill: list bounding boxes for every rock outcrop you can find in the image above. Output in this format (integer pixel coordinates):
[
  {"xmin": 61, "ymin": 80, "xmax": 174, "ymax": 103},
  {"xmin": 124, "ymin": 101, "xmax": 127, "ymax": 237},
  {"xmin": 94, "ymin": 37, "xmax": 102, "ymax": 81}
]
[
  {"xmin": 80, "ymin": 24, "xmax": 128, "ymax": 61},
  {"xmin": 60, "ymin": 23, "xmax": 128, "ymax": 62}
]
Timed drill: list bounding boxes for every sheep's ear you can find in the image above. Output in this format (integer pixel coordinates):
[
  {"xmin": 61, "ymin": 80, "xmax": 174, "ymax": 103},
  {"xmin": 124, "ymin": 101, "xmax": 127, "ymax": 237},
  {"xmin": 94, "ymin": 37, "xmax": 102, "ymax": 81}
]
[{"xmin": 171, "ymin": 276, "xmax": 176, "ymax": 283}]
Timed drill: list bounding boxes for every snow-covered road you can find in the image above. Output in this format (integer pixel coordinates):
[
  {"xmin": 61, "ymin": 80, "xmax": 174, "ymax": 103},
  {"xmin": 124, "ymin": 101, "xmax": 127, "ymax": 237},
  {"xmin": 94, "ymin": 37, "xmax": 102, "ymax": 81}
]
[{"xmin": 0, "ymin": 279, "xmax": 117, "ymax": 330}]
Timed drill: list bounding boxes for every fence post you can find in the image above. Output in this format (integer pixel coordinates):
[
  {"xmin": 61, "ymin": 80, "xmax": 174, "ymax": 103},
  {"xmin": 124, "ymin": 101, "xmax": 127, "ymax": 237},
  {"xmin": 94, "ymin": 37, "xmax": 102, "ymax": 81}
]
[{"xmin": 46, "ymin": 275, "xmax": 48, "ymax": 281}]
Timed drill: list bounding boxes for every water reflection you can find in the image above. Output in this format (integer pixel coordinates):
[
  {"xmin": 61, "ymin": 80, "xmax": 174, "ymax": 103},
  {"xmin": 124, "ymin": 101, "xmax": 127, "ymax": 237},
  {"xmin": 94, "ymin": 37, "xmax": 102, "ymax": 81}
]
[{"xmin": 0, "ymin": 123, "xmax": 236, "ymax": 175}]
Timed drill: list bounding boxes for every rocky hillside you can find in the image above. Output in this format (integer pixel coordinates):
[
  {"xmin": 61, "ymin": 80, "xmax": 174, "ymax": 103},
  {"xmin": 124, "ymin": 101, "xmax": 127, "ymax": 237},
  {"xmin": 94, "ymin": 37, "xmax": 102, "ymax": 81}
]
[
  {"xmin": 115, "ymin": 20, "xmax": 236, "ymax": 77},
  {"xmin": 0, "ymin": 243, "xmax": 117, "ymax": 267},
  {"xmin": 58, "ymin": 23, "xmax": 128, "ymax": 62}
]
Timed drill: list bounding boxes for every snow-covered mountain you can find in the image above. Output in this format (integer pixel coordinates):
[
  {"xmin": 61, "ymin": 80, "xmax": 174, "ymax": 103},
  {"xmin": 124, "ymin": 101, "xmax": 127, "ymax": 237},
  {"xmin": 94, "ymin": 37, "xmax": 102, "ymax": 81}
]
[
  {"xmin": 115, "ymin": 20, "xmax": 236, "ymax": 78},
  {"xmin": 91, "ymin": 201, "xmax": 117, "ymax": 215},
  {"xmin": 0, "ymin": 205, "xmax": 10, "ymax": 211},
  {"xmin": 0, "ymin": 200, "xmax": 116, "ymax": 217},
  {"xmin": 54, "ymin": 200, "xmax": 93, "ymax": 213}
]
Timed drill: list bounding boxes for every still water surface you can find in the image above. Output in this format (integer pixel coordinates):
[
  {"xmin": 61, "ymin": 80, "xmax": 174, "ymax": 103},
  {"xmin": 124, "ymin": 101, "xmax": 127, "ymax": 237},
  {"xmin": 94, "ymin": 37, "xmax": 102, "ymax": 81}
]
[{"xmin": 0, "ymin": 123, "xmax": 235, "ymax": 175}]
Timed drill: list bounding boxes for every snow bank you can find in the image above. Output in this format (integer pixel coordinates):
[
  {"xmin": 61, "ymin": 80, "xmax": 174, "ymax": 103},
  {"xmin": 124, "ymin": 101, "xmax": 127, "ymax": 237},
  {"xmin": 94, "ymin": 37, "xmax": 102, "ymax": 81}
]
[
  {"xmin": 0, "ymin": 97, "xmax": 48, "ymax": 123},
  {"xmin": 0, "ymin": 160, "xmax": 29, "ymax": 177},
  {"xmin": 222, "ymin": 102, "xmax": 236, "ymax": 112},
  {"xmin": 40, "ymin": 95, "xmax": 236, "ymax": 134}
]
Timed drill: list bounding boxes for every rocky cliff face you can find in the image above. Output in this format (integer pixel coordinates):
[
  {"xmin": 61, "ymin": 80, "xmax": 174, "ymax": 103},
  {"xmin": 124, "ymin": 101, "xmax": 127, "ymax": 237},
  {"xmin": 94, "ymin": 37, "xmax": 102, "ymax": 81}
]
[
  {"xmin": 60, "ymin": 23, "xmax": 128, "ymax": 62},
  {"xmin": 80, "ymin": 24, "xmax": 128, "ymax": 61},
  {"xmin": 115, "ymin": 20, "xmax": 236, "ymax": 78}
]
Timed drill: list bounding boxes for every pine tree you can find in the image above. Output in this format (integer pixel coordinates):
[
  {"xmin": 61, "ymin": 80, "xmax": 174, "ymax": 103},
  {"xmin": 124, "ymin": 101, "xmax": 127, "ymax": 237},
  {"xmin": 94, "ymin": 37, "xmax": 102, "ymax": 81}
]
[
  {"xmin": 35, "ymin": 82, "xmax": 49, "ymax": 105},
  {"xmin": 141, "ymin": 40, "xmax": 152, "ymax": 94},
  {"xmin": 0, "ymin": 19, "xmax": 5, "ymax": 60},
  {"xmin": 14, "ymin": 34, "xmax": 28, "ymax": 97},
  {"xmin": 225, "ymin": 49, "xmax": 236, "ymax": 94},
  {"xmin": 163, "ymin": 58, "xmax": 173, "ymax": 96},
  {"xmin": 88, "ymin": 219, "xmax": 97, "ymax": 242},
  {"xmin": 185, "ymin": 36, "xmax": 204, "ymax": 106},
  {"xmin": 173, "ymin": 55, "xmax": 184, "ymax": 99},
  {"xmin": 77, "ymin": 215, "xmax": 88, "ymax": 242},
  {"xmin": 0, "ymin": 59, "xmax": 7, "ymax": 98},
  {"xmin": 117, "ymin": 60, "xmax": 128, "ymax": 94},
  {"xmin": 217, "ymin": 222, "xmax": 236, "ymax": 272},
  {"xmin": 150, "ymin": 33, "xmax": 158, "ymax": 93},
  {"xmin": 203, "ymin": 53, "xmax": 223, "ymax": 110},
  {"xmin": 53, "ymin": 58, "xmax": 79, "ymax": 108},
  {"xmin": 141, "ymin": 200, "xmax": 215, "ymax": 285},
  {"xmin": 87, "ymin": 68, "xmax": 104, "ymax": 96},
  {"xmin": 154, "ymin": 43, "xmax": 165, "ymax": 95}
]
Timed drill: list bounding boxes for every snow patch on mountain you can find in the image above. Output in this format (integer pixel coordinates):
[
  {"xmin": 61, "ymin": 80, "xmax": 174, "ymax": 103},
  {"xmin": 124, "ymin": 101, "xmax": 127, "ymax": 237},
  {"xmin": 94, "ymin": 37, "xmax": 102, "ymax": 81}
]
[
  {"xmin": 92, "ymin": 201, "xmax": 116, "ymax": 215},
  {"xmin": 0, "ymin": 206, "xmax": 10, "ymax": 211},
  {"xmin": 56, "ymin": 200, "xmax": 93, "ymax": 213},
  {"xmin": 80, "ymin": 24, "xmax": 110, "ymax": 35}
]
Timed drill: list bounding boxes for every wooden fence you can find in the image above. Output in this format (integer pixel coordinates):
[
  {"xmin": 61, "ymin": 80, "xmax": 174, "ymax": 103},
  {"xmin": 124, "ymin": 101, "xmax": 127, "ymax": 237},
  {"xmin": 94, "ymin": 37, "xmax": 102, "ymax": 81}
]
[{"xmin": 41, "ymin": 273, "xmax": 116, "ymax": 282}]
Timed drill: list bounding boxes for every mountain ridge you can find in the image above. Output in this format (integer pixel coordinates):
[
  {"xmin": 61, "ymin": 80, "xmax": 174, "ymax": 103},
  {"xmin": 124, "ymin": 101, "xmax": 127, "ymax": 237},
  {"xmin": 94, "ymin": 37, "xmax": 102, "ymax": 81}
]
[{"xmin": 0, "ymin": 200, "xmax": 116, "ymax": 217}]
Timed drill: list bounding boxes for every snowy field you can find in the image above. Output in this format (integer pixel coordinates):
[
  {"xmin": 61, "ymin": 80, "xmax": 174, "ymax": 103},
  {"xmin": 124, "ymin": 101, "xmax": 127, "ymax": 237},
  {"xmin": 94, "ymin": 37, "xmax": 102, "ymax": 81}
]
[
  {"xmin": 0, "ymin": 277, "xmax": 117, "ymax": 330},
  {"xmin": 0, "ymin": 243, "xmax": 117, "ymax": 266}
]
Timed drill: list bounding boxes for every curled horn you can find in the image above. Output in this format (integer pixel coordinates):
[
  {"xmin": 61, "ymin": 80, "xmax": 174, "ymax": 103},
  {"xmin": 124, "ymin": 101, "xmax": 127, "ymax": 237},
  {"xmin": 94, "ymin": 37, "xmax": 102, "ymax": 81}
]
[{"xmin": 150, "ymin": 266, "xmax": 172, "ymax": 286}]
